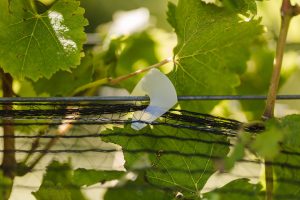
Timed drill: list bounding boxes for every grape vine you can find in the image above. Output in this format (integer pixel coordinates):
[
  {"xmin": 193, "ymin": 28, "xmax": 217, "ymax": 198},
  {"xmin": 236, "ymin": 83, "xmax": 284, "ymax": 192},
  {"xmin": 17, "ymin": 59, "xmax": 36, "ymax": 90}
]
[{"xmin": 1, "ymin": 0, "xmax": 300, "ymax": 200}]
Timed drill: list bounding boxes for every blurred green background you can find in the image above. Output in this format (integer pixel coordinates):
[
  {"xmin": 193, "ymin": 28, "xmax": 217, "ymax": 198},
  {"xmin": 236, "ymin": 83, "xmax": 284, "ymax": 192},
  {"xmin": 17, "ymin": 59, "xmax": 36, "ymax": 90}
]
[{"xmin": 80, "ymin": 0, "xmax": 177, "ymax": 32}]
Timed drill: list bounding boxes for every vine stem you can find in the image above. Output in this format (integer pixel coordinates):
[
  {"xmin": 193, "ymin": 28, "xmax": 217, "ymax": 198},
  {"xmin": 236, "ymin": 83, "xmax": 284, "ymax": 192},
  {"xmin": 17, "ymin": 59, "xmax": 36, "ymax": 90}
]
[
  {"xmin": 265, "ymin": 163, "xmax": 274, "ymax": 200},
  {"xmin": 262, "ymin": 2, "xmax": 292, "ymax": 120},
  {"xmin": 72, "ymin": 58, "xmax": 173, "ymax": 95},
  {"xmin": 262, "ymin": 1, "xmax": 300, "ymax": 200},
  {"xmin": 0, "ymin": 69, "xmax": 16, "ymax": 199},
  {"xmin": 109, "ymin": 58, "xmax": 172, "ymax": 84},
  {"xmin": 263, "ymin": 6, "xmax": 291, "ymax": 200}
]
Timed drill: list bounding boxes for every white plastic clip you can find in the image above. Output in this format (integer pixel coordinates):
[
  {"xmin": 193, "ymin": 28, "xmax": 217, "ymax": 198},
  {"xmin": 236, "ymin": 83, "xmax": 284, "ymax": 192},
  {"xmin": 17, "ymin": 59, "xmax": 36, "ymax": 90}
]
[{"xmin": 131, "ymin": 68, "xmax": 178, "ymax": 130}]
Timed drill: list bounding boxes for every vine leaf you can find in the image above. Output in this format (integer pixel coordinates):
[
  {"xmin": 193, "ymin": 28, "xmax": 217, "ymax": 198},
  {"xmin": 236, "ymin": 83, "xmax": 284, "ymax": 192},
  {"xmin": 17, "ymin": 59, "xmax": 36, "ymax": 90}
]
[
  {"xmin": 32, "ymin": 52, "xmax": 94, "ymax": 96},
  {"xmin": 33, "ymin": 161, "xmax": 125, "ymax": 200},
  {"xmin": 167, "ymin": 0, "xmax": 263, "ymax": 112},
  {"xmin": 237, "ymin": 44, "xmax": 274, "ymax": 120},
  {"xmin": 0, "ymin": 0, "xmax": 87, "ymax": 81},
  {"xmin": 104, "ymin": 173, "xmax": 172, "ymax": 200},
  {"xmin": 201, "ymin": 0, "xmax": 258, "ymax": 15},
  {"xmin": 73, "ymin": 168, "xmax": 125, "ymax": 187},
  {"xmin": 245, "ymin": 115, "xmax": 300, "ymax": 199},
  {"xmin": 115, "ymin": 32, "xmax": 159, "ymax": 91},
  {"xmin": 221, "ymin": 0, "xmax": 258, "ymax": 15},
  {"xmin": 202, "ymin": 178, "xmax": 262, "ymax": 200},
  {"xmin": 94, "ymin": 31, "xmax": 160, "ymax": 91},
  {"xmin": 102, "ymin": 124, "xmax": 229, "ymax": 199},
  {"xmin": 270, "ymin": 115, "xmax": 300, "ymax": 199},
  {"xmin": 32, "ymin": 161, "xmax": 87, "ymax": 200},
  {"xmin": 251, "ymin": 119, "xmax": 284, "ymax": 159}
]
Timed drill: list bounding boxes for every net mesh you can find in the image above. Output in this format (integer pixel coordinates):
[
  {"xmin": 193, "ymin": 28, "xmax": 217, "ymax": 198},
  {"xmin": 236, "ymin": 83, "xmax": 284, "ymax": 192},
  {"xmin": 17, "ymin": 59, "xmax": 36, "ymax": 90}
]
[{"xmin": 0, "ymin": 101, "xmax": 298, "ymax": 199}]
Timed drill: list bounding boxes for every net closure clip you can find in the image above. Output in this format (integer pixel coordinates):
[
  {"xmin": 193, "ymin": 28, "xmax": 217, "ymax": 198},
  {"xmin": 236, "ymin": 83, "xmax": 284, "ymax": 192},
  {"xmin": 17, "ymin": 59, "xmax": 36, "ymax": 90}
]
[{"xmin": 131, "ymin": 68, "xmax": 178, "ymax": 130}]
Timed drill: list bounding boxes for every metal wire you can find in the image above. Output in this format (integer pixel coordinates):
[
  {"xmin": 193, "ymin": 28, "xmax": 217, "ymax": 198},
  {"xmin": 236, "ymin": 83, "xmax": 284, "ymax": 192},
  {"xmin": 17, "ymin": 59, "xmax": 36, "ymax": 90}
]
[{"xmin": 1, "ymin": 94, "xmax": 300, "ymax": 102}]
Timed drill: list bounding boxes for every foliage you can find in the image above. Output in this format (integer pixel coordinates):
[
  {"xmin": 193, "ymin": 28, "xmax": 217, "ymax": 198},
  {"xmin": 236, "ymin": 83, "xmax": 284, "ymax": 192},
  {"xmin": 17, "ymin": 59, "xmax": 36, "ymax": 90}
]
[
  {"xmin": 32, "ymin": 160, "xmax": 87, "ymax": 200},
  {"xmin": 237, "ymin": 44, "xmax": 274, "ymax": 120},
  {"xmin": 32, "ymin": 52, "xmax": 94, "ymax": 96},
  {"xmin": 0, "ymin": 0, "xmax": 87, "ymax": 81},
  {"xmin": 73, "ymin": 168, "xmax": 125, "ymax": 187},
  {"xmin": 167, "ymin": 0, "xmax": 263, "ymax": 112},
  {"xmin": 33, "ymin": 161, "xmax": 126, "ymax": 200},
  {"xmin": 1, "ymin": 0, "xmax": 300, "ymax": 200},
  {"xmin": 104, "ymin": 173, "xmax": 172, "ymax": 200},
  {"xmin": 96, "ymin": 31, "xmax": 160, "ymax": 91},
  {"xmin": 251, "ymin": 120, "xmax": 284, "ymax": 159},
  {"xmin": 102, "ymin": 124, "xmax": 229, "ymax": 199},
  {"xmin": 114, "ymin": 32, "xmax": 159, "ymax": 90},
  {"xmin": 203, "ymin": 178, "xmax": 262, "ymax": 200},
  {"xmin": 271, "ymin": 115, "xmax": 300, "ymax": 199}
]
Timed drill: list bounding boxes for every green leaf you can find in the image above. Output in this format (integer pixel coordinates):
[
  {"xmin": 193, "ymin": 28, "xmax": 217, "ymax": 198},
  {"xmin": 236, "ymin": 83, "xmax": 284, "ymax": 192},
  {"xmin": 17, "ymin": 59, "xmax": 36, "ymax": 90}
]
[
  {"xmin": 203, "ymin": 179, "xmax": 262, "ymax": 200},
  {"xmin": 269, "ymin": 115, "xmax": 300, "ymax": 199},
  {"xmin": 222, "ymin": 0, "xmax": 258, "ymax": 15},
  {"xmin": 167, "ymin": 0, "xmax": 263, "ymax": 112},
  {"xmin": 73, "ymin": 169, "xmax": 125, "ymax": 187},
  {"xmin": 166, "ymin": 2, "xmax": 177, "ymax": 30},
  {"xmin": 251, "ymin": 115, "xmax": 300, "ymax": 160},
  {"xmin": 102, "ymin": 124, "xmax": 229, "ymax": 199},
  {"xmin": 104, "ymin": 173, "xmax": 172, "ymax": 200},
  {"xmin": 248, "ymin": 115, "xmax": 300, "ymax": 199},
  {"xmin": 251, "ymin": 119, "xmax": 284, "ymax": 160},
  {"xmin": 278, "ymin": 115, "xmax": 300, "ymax": 147},
  {"xmin": 94, "ymin": 32, "xmax": 159, "ymax": 91},
  {"xmin": 0, "ymin": 0, "xmax": 88, "ymax": 81},
  {"xmin": 32, "ymin": 52, "xmax": 94, "ymax": 96},
  {"xmin": 33, "ymin": 160, "xmax": 86, "ymax": 200},
  {"xmin": 201, "ymin": 0, "xmax": 258, "ymax": 15},
  {"xmin": 116, "ymin": 32, "xmax": 159, "ymax": 91},
  {"xmin": 80, "ymin": 31, "xmax": 159, "ymax": 94},
  {"xmin": 237, "ymin": 44, "xmax": 274, "ymax": 120},
  {"xmin": 224, "ymin": 140, "xmax": 245, "ymax": 170}
]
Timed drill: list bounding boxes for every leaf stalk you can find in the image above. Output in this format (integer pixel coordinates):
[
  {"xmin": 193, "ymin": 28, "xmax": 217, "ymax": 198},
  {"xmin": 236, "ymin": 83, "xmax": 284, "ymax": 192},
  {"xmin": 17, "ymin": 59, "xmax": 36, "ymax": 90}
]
[{"xmin": 72, "ymin": 58, "xmax": 172, "ymax": 95}]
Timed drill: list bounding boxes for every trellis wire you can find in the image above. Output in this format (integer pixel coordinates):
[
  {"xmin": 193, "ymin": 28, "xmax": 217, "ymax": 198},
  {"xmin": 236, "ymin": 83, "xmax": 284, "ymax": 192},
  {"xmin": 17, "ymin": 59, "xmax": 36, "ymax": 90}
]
[{"xmin": 0, "ymin": 94, "xmax": 300, "ymax": 102}]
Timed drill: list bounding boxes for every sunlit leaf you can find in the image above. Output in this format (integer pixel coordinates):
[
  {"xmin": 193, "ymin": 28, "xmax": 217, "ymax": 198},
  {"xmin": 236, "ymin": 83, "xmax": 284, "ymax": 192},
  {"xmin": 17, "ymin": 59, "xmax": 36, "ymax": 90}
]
[
  {"xmin": 222, "ymin": 0, "xmax": 258, "ymax": 14},
  {"xmin": 0, "ymin": 0, "xmax": 88, "ymax": 81},
  {"xmin": 168, "ymin": 0, "xmax": 263, "ymax": 112}
]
